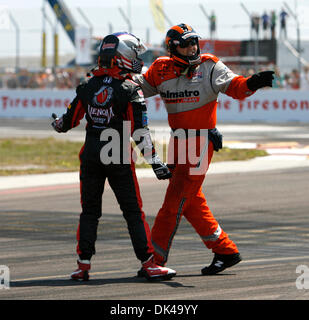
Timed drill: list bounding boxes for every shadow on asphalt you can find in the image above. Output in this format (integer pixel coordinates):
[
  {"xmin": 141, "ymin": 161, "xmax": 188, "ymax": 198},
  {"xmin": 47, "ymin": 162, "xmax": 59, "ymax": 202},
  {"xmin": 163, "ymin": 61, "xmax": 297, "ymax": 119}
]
[
  {"xmin": 176, "ymin": 273, "xmax": 237, "ymax": 277},
  {"xmin": 10, "ymin": 277, "xmax": 195, "ymax": 288}
]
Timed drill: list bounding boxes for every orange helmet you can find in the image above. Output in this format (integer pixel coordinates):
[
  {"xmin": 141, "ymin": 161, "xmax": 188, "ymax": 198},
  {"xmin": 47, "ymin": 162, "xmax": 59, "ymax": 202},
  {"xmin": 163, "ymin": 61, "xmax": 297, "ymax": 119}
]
[{"xmin": 165, "ymin": 23, "xmax": 201, "ymax": 66}]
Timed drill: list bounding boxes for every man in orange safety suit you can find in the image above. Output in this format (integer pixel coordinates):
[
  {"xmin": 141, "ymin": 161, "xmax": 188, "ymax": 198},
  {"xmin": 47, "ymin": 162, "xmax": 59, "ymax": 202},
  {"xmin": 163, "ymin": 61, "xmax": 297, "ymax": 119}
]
[{"xmin": 134, "ymin": 23, "xmax": 274, "ymax": 275}]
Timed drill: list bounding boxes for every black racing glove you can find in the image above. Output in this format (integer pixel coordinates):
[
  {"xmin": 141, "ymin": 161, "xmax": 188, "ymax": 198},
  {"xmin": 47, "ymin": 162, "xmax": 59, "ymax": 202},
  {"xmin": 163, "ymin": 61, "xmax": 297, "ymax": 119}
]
[
  {"xmin": 246, "ymin": 71, "xmax": 275, "ymax": 91},
  {"xmin": 152, "ymin": 159, "xmax": 172, "ymax": 180},
  {"xmin": 51, "ymin": 113, "xmax": 67, "ymax": 133},
  {"xmin": 208, "ymin": 128, "xmax": 223, "ymax": 152}
]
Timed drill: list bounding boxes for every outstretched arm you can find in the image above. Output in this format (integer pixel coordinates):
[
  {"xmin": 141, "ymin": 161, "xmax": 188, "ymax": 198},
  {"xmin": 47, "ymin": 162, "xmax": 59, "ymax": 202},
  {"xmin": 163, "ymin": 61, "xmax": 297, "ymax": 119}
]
[
  {"xmin": 210, "ymin": 60, "xmax": 274, "ymax": 99},
  {"xmin": 51, "ymin": 85, "xmax": 86, "ymax": 133}
]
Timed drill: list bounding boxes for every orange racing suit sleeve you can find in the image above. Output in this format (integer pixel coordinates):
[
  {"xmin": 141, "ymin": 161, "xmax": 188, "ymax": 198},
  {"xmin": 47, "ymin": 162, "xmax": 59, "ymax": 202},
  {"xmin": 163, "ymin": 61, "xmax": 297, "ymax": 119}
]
[
  {"xmin": 210, "ymin": 60, "xmax": 255, "ymax": 100},
  {"xmin": 225, "ymin": 76, "xmax": 255, "ymax": 100}
]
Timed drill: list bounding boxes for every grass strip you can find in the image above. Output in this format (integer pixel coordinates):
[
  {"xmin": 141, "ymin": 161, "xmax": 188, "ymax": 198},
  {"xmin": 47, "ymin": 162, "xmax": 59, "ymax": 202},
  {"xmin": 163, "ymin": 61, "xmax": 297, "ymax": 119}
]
[{"xmin": 0, "ymin": 138, "xmax": 268, "ymax": 176}]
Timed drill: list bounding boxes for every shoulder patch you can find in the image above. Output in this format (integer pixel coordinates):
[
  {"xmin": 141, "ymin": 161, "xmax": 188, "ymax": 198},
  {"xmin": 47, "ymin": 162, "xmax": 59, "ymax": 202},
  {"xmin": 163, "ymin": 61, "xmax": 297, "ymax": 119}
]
[{"xmin": 153, "ymin": 57, "xmax": 175, "ymax": 77}]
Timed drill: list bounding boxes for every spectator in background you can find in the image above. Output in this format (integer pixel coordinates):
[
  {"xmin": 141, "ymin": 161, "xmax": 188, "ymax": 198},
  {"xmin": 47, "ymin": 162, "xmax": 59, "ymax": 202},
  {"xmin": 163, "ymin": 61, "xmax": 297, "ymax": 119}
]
[
  {"xmin": 251, "ymin": 13, "xmax": 260, "ymax": 39},
  {"xmin": 270, "ymin": 11, "xmax": 277, "ymax": 39},
  {"xmin": 28, "ymin": 73, "xmax": 40, "ymax": 89},
  {"xmin": 1, "ymin": 66, "xmax": 306, "ymax": 91},
  {"xmin": 300, "ymin": 65, "xmax": 309, "ymax": 91},
  {"xmin": 250, "ymin": 14, "xmax": 255, "ymax": 40},
  {"xmin": 210, "ymin": 11, "xmax": 217, "ymax": 40},
  {"xmin": 272, "ymin": 66, "xmax": 284, "ymax": 88},
  {"xmin": 280, "ymin": 8, "xmax": 288, "ymax": 39},
  {"xmin": 18, "ymin": 69, "xmax": 30, "ymax": 88},
  {"xmin": 261, "ymin": 11, "xmax": 270, "ymax": 39},
  {"xmin": 40, "ymin": 68, "xmax": 55, "ymax": 88},
  {"xmin": 290, "ymin": 69, "xmax": 300, "ymax": 89},
  {"xmin": 7, "ymin": 72, "xmax": 18, "ymax": 89},
  {"xmin": 283, "ymin": 73, "xmax": 292, "ymax": 89},
  {"xmin": 55, "ymin": 69, "xmax": 74, "ymax": 89}
]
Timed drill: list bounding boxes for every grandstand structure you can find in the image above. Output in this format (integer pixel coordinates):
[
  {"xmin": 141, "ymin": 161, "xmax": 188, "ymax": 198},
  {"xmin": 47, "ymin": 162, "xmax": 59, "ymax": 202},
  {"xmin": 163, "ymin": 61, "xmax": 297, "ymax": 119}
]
[{"xmin": 0, "ymin": 0, "xmax": 307, "ymax": 76}]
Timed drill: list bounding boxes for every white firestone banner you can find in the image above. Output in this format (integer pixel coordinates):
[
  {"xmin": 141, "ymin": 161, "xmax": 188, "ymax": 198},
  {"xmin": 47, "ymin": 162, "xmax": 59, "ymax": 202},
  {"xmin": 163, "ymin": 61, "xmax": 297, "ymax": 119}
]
[
  {"xmin": 0, "ymin": 89, "xmax": 308, "ymax": 122},
  {"xmin": 0, "ymin": 90, "xmax": 75, "ymax": 118},
  {"xmin": 217, "ymin": 89, "xmax": 309, "ymax": 122}
]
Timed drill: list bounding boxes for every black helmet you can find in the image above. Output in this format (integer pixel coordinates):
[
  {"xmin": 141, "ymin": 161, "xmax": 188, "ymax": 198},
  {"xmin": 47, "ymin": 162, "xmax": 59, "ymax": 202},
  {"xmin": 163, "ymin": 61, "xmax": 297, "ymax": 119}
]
[
  {"xmin": 165, "ymin": 23, "xmax": 201, "ymax": 66},
  {"xmin": 98, "ymin": 32, "xmax": 147, "ymax": 74}
]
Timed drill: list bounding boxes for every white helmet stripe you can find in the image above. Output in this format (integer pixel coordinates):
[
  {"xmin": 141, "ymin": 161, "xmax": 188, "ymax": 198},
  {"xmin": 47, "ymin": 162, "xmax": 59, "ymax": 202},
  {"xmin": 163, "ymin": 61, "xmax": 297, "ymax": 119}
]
[{"xmin": 182, "ymin": 32, "xmax": 200, "ymax": 39}]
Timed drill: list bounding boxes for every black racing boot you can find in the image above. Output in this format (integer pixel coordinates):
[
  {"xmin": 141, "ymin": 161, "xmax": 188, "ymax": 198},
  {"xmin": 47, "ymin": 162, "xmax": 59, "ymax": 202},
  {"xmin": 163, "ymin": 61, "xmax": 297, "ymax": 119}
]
[{"xmin": 201, "ymin": 253, "xmax": 242, "ymax": 275}]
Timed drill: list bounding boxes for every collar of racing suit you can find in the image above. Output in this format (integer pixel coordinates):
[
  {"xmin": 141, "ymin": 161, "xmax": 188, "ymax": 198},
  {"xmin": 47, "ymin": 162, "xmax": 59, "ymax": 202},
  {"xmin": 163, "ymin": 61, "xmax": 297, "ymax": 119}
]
[
  {"xmin": 89, "ymin": 65, "xmax": 131, "ymax": 80},
  {"xmin": 172, "ymin": 59, "xmax": 199, "ymax": 79}
]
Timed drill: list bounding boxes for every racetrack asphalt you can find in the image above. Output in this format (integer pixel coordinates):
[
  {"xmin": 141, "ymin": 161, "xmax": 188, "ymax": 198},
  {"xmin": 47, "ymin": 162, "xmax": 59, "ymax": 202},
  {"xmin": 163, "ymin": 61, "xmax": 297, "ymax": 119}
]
[{"xmin": 0, "ymin": 119, "xmax": 309, "ymax": 304}]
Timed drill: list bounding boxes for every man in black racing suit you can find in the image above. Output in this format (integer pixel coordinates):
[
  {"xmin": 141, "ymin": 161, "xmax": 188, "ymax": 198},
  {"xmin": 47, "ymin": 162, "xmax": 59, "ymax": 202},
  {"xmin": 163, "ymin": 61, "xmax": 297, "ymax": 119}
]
[{"xmin": 51, "ymin": 32, "xmax": 176, "ymax": 281}]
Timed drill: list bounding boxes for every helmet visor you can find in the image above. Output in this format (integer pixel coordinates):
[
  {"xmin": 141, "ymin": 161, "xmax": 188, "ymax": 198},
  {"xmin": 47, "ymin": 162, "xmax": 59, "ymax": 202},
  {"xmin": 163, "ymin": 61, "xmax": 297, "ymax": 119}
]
[{"xmin": 178, "ymin": 38, "xmax": 199, "ymax": 48}]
